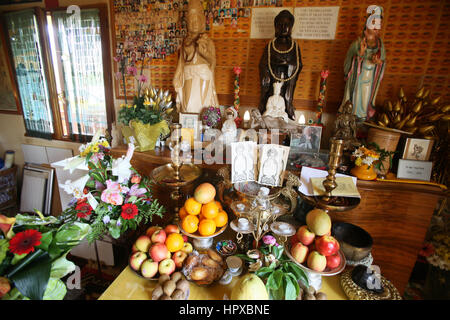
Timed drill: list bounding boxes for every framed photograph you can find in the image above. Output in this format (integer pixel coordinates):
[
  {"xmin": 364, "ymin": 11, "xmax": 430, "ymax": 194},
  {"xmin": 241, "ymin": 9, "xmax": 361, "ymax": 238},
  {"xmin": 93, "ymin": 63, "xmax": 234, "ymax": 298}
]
[
  {"xmin": 290, "ymin": 125, "xmax": 322, "ymax": 153},
  {"xmin": 402, "ymin": 138, "xmax": 434, "ymax": 161},
  {"xmin": 179, "ymin": 113, "xmax": 200, "ymax": 141}
]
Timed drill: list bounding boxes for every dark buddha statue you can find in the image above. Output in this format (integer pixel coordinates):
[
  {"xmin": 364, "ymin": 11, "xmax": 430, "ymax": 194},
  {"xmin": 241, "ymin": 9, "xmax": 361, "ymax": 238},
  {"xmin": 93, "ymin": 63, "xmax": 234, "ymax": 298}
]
[{"xmin": 259, "ymin": 10, "xmax": 302, "ymax": 120}]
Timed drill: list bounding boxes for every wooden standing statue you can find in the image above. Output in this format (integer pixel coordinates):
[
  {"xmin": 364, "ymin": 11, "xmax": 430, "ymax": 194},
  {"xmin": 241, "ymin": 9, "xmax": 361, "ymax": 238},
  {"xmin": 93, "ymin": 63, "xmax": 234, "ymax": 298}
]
[
  {"xmin": 259, "ymin": 10, "xmax": 302, "ymax": 120},
  {"xmin": 173, "ymin": 0, "xmax": 219, "ymax": 114}
]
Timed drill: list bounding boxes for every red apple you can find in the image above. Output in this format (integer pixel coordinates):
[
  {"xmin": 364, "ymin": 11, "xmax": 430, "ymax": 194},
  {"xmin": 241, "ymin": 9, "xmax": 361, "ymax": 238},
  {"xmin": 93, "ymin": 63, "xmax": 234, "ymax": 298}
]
[
  {"xmin": 134, "ymin": 235, "xmax": 152, "ymax": 252},
  {"xmin": 140, "ymin": 259, "xmax": 159, "ymax": 278},
  {"xmin": 296, "ymin": 225, "xmax": 315, "ymax": 246},
  {"xmin": 182, "ymin": 235, "xmax": 188, "ymax": 242},
  {"xmin": 164, "ymin": 224, "xmax": 180, "ymax": 234},
  {"xmin": 131, "ymin": 243, "xmax": 139, "ymax": 253},
  {"xmin": 146, "ymin": 226, "xmax": 162, "ymax": 238},
  {"xmin": 181, "ymin": 242, "xmax": 193, "ymax": 254},
  {"xmin": 290, "ymin": 235, "xmax": 299, "ymax": 247},
  {"xmin": 158, "ymin": 258, "xmax": 176, "ymax": 276},
  {"xmin": 149, "ymin": 243, "xmax": 169, "ymax": 262},
  {"xmin": 307, "ymin": 251, "xmax": 327, "ymax": 272},
  {"xmin": 129, "ymin": 251, "xmax": 147, "ymax": 271},
  {"xmin": 326, "ymin": 253, "xmax": 341, "ymax": 270},
  {"xmin": 291, "ymin": 242, "xmax": 309, "ymax": 264},
  {"xmin": 173, "ymin": 250, "xmax": 188, "ymax": 269},
  {"xmin": 151, "ymin": 229, "xmax": 167, "ymax": 244},
  {"xmin": 315, "ymin": 235, "xmax": 340, "ymax": 257}
]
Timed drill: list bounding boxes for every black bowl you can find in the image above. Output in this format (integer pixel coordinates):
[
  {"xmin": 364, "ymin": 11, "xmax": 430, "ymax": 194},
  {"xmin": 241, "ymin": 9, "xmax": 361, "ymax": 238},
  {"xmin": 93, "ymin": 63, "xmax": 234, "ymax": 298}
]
[{"xmin": 332, "ymin": 222, "xmax": 373, "ymax": 262}]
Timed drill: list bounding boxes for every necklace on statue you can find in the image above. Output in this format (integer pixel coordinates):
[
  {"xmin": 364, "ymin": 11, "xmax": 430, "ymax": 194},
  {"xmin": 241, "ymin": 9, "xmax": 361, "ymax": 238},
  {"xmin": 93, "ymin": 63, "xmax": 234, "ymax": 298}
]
[{"xmin": 268, "ymin": 38, "xmax": 300, "ymax": 82}]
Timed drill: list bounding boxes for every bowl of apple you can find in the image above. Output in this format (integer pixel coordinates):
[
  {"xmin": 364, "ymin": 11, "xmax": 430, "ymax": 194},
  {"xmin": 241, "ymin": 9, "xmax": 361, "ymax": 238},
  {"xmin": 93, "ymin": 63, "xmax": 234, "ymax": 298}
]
[{"xmin": 128, "ymin": 224, "xmax": 194, "ymax": 280}]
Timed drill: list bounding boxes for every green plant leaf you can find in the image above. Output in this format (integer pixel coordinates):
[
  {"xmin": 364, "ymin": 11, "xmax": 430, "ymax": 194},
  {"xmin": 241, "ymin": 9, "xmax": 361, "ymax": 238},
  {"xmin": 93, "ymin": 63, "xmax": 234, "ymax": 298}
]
[
  {"xmin": 0, "ymin": 239, "xmax": 8, "ymax": 265},
  {"xmin": 8, "ymin": 249, "xmax": 52, "ymax": 300},
  {"xmin": 43, "ymin": 278, "xmax": 67, "ymax": 300},
  {"xmin": 284, "ymin": 275, "xmax": 299, "ymax": 300},
  {"xmin": 14, "ymin": 214, "xmax": 58, "ymax": 226},
  {"xmin": 11, "ymin": 253, "xmax": 27, "ymax": 265},
  {"xmin": 255, "ymin": 266, "xmax": 274, "ymax": 279},
  {"xmin": 50, "ymin": 252, "xmax": 76, "ymax": 279},
  {"xmin": 266, "ymin": 273, "xmax": 277, "ymax": 290},
  {"xmin": 286, "ymin": 262, "xmax": 309, "ymax": 287},
  {"xmin": 36, "ymin": 231, "xmax": 53, "ymax": 252},
  {"xmin": 273, "ymin": 269, "xmax": 284, "ymax": 289}
]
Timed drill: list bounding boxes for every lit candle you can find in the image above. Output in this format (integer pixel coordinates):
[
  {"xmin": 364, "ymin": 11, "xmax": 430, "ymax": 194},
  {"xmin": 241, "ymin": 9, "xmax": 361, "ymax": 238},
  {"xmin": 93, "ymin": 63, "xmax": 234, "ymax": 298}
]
[
  {"xmin": 298, "ymin": 113, "xmax": 306, "ymax": 124},
  {"xmin": 243, "ymin": 110, "xmax": 250, "ymax": 128}
]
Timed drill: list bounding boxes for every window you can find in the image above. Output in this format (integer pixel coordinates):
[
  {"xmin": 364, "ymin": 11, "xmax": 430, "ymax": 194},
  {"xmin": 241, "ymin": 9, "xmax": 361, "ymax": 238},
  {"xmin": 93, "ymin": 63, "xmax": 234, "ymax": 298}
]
[{"xmin": 2, "ymin": 5, "xmax": 114, "ymax": 142}]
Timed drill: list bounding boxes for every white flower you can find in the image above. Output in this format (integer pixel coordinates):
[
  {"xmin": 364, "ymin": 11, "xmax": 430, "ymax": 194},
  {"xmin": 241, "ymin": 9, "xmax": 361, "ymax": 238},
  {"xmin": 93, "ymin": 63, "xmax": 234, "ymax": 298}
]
[
  {"xmin": 61, "ymin": 174, "xmax": 90, "ymax": 199},
  {"xmin": 111, "ymin": 143, "xmax": 135, "ymax": 183}
]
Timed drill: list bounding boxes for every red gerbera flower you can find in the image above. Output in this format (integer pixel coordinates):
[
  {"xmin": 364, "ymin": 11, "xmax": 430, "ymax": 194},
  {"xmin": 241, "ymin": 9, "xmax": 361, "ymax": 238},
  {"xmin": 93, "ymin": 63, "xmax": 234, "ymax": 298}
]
[
  {"xmin": 9, "ymin": 229, "xmax": 42, "ymax": 255},
  {"xmin": 75, "ymin": 202, "xmax": 93, "ymax": 219},
  {"xmin": 121, "ymin": 203, "xmax": 138, "ymax": 220}
]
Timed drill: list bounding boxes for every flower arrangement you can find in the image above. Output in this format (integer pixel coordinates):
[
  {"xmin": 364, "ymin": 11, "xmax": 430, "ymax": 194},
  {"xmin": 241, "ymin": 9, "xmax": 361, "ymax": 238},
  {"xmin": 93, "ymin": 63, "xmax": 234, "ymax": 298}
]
[
  {"xmin": 0, "ymin": 211, "xmax": 90, "ymax": 300},
  {"xmin": 351, "ymin": 145, "xmax": 380, "ymax": 168},
  {"xmin": 62, "ymin": 132, "xmax": 165, "ymax": 243}
]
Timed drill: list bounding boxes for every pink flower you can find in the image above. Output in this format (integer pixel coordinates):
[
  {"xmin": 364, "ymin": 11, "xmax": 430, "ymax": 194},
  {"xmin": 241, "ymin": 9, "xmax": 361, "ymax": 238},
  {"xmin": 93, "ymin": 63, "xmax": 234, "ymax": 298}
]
[
  {"xmin": 263, "ymin": 235, "xmax": 277, "ymax": 246},
  {"xmin": 137, "ymin": 74, "xmax": 148, "ymax": 83},
  {"xmin": 114, "ymin": 71, "xmax": 122, "ymax": 80},
  {"xmin": 100, "ymin": 180, "xmax": 129, "ymax": 206},
  {"xmin": 233, "ymin": 66, "xmax": 242, "ymax": 75},
  {"xmin": 127, "ymin": 66, "xmax": 138, "ymax": 76},
  {"xmin": 113, "ymin": 56, "xmax": 121, "ymax": 62},
  {"xmin": 130, "ymin": 175, "xmax": 141, "ymax": 184},
  {"xmin": 320, "ymin": 70, "xmax": 330, "ymax": 79}
]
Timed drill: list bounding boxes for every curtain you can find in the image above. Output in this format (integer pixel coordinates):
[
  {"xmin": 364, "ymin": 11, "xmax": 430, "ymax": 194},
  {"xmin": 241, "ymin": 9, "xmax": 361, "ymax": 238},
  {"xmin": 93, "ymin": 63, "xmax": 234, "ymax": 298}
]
[
  {"xmin": 4, "ymin": 9, "xmax": 53, "ymax": 139},
  {"xmin": 52, "ymin": 9, "xmax": 107, "ymax": 142}
]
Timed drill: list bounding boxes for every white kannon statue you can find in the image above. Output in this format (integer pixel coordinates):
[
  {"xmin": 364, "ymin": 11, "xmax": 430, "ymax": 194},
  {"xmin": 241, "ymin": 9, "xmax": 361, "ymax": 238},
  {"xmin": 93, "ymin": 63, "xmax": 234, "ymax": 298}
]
[{"xmin": 220, "ymin": 107, "xmax": 238, "ymax": 146}]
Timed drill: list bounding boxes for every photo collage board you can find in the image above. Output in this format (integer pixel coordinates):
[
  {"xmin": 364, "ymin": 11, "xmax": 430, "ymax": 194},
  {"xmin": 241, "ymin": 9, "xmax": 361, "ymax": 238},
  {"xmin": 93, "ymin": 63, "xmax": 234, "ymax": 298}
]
[{"xmin": 111, "ymin": 0, "xmax": 287, "ymax": 99}]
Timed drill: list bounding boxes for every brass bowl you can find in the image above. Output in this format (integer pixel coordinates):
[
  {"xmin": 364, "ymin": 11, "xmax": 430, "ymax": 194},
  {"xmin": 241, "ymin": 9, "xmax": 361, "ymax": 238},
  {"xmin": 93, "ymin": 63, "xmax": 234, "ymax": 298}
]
[
  {"xmin": 150, "ymin": 163, "xmax": 202, "ymax": 188},
  {"xmin": 332, "ymin": 222, "xmax": 373, "ymax": 262}
]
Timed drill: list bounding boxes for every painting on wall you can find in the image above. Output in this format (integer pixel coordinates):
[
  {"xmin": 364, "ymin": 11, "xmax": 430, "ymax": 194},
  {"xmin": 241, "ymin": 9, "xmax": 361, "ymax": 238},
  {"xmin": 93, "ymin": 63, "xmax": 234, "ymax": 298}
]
[{"xmin": 0, "ymin": 25, "xmax": 21, "ymax": 114}]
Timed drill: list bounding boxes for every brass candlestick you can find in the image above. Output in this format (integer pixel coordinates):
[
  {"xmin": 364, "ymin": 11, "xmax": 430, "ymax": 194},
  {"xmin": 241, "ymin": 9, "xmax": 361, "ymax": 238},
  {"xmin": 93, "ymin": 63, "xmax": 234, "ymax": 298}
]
[{"xmin": 321, "ymin": 138, "xmax": 344, "ymax": 203}]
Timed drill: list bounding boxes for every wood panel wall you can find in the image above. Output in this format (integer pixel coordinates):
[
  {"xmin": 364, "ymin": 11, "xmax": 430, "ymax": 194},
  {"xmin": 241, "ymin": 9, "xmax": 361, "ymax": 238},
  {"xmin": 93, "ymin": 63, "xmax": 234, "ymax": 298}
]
[{"xmin": 112, "ymin": 0, "xmax": 450, "ymax": 113}]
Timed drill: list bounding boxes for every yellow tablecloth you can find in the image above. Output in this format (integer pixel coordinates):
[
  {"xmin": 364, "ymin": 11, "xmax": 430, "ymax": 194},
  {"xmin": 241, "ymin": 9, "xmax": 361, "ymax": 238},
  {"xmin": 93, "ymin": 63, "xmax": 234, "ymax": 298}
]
[{"xmin": 99, "ymin": 266, "xmax": 348, "ymax": 300}]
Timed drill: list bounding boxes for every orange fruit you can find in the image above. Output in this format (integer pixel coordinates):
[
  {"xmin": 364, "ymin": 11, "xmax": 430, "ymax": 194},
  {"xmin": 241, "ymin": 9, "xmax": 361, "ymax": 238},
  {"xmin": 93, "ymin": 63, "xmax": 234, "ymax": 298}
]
[
  {"xmin": 198, "ymin": 219, "xmax": 216, "ymax": 236},
  {"xmin": 201, "ymin": 201, "xmax": 220, "ymax": 219},
  {"xmin": 215, "ymin": 201, "xmax": 222, "ymax": 210},
  {"xmin": 182, "ymin": 215, "xmax": 199, "ymax": 234},
  {"xmin": 214, "ymin": 210, "xmax": 228, "ymax": 228},
  {"xmin": 198, "ymin": 212, "xmax": 206, "ymax": 222},
  {"xmin": 184, "ymin": 197, "xmax": 202, "ymax": 215},
  {"xmin": 179, "ymin": 207, "xmax": 188, "ymax": 220},
  {"xmin": 194, "ymin": 183, "xmax": 216, "ymax": 204},
  {"xmin": 165, "ymin": 233, "xmax": 184, "ymax": 252}
]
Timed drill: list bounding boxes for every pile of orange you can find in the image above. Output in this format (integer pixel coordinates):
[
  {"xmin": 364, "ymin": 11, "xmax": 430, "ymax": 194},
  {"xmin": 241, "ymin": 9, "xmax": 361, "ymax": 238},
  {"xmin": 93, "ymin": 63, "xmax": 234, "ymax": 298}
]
[{"xmin": 180, "ymin": 183, "xmax": 228, "ymax": 237}]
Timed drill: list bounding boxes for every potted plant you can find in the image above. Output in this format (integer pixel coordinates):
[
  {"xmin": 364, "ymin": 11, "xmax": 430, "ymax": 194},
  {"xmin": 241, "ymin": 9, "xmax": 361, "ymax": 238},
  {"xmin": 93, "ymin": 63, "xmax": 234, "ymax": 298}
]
[
  {"xmin": 350, "ymin": 145, "xmax": 380, "ymax": 180},
  {"xmin": 367, "ymin": 142, "xmax": 397, "ymax": 178}
]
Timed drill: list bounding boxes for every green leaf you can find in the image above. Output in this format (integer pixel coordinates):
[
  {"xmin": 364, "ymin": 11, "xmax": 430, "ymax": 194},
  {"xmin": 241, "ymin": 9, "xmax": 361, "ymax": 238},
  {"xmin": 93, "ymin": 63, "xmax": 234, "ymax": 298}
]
[
  {"xmin": 0, "ymin": 239, "xmax": 8, "ymax": 265},
  {"xmin": 11, "ymin": 253, "xmax": 27, "ymax": 265},
  {"xmin": 266, "ymin": 273, "xmax": 277, "ymax": 290},
  {"xmin": 286, "ymin": 262, "xmax": 309, "ymax": 287},
  {"xmin": 109, "ymin": 225, "xmax": 121, "ymax": 239},
  {"xmin": 234, "ymin": 254, "xmax": 255, "ymax": 263},
  {"xmin": 36, "ymin": 231, "xmax": 53, "ymax": 252},
  {"xmin": 43, "ymin": 278, "xmax": 67, "ymax": 300},
  {"xmin": 50, "ymin": 253, "xmax": 76, "ymax": 279},
  {"xmin": 269, "ymin": 284, "xmax": 284, "ymax": 300},
  {"xmin": 9, "ymin": 249, "xmax": 52, "ymax": 300},
  {"xmin": 127, "ymin": 196, "xmax": 137, "ymax": 203},
  {"xmin": 255, "ymin": 267, "xmax": 274, "ymax": 279},
  {"xmin": 284, "ymin": 275, "xmax": 298, "ymax": 300},
  {"xmin": 14, "ymin": 214, "xmax": 58, "ymax": 226}
]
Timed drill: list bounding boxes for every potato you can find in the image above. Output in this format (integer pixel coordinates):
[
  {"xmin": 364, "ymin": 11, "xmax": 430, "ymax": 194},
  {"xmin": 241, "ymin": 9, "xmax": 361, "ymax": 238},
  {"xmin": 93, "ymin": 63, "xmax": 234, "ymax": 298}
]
[
  {"xmin": 315, "ymin": 292, "xmax": 327, "ymax": 300},
  {"xmin": 158, "ymin": 274, "xmax": 170, "ymax": 285},
  {"xmin": 207, "ymin": 249, "xmax": 223, "ymax": 263},
  {"xmin": 151, "ymin": 285, "xmax": 164, "ymax": 300},
  {"xmin": 190, "ymin": 267, "xmax": 209, "ymax": 280},
  {"xmin": 176, "ymin": 279, "xmax": 190, "ymax": 293},
  {"xmin": 202, "ymin": 257, "xmax": 220, "ymax": 269},
  {"xmin": 304, "ymin": 293, "xmax": 316, "ymax": 300},
  {"xmin": 306, "ymin": 285, "xmax": 316, "ymax": 296},
  {"xmin": 171, "ymin": 289, "xmax": 186, "ymax": 300},
  {"xmin": 171, "ymin": 272, "xmax": 184, "ymax": 283},
  {"xmin": 160, "ymin": 294, "xmax": 172, "ymax": 300},
  {"xmin": 163, "ymin": 280, "xmax": 177, "ymax": 297}
]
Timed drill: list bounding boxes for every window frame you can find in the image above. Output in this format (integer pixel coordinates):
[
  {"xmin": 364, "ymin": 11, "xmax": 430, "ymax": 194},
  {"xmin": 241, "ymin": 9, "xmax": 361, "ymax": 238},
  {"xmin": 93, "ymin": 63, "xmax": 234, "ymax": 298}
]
[{"xmin": 1, "ymin": 4, "xmax": 115, "ymax": 142}]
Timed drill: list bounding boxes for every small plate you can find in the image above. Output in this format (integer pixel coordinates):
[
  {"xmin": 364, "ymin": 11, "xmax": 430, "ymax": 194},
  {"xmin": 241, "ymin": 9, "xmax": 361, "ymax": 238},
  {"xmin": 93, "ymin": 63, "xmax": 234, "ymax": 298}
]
[{"xmin": 216, "ymin": 240, "xmax": 237, "ymax": 256}]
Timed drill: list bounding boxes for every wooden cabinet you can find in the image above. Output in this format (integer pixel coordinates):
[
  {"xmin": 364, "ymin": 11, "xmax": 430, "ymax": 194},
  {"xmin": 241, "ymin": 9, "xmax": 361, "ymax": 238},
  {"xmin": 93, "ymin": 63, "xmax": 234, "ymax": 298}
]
[{"xmin": 111, "ymin": 146, "xmax": 445, "ymax": 295}]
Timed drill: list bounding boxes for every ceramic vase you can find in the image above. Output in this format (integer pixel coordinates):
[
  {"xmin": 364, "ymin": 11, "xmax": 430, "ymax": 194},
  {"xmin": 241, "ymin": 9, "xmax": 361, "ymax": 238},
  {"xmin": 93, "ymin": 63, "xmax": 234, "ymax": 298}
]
[{"xmin": 350, "ymin": 164, "xmax": 377, "ymax": 181}]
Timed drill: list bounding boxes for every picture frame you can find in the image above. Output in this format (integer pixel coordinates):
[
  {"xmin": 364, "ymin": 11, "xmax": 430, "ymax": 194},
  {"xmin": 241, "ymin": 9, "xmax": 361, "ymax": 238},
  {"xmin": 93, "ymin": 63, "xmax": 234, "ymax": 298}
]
[
  {"xmin": 289, "ymin": 125, "xmax": 322, "ymax": 153},
  {"xmin": 179, "ymin": 112, "xmax": 201, "ymax": 141},
  {"xmin": 402, "ymin": 138, "xmax": 434, "ymax": 161}
]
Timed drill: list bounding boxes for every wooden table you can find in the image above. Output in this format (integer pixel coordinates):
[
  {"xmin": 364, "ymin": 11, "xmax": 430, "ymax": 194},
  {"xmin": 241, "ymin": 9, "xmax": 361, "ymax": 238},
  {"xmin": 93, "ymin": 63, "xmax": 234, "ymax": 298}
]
[{"xmin": 111, "ymin": 145, "xmax": 446, "ymax": 295}]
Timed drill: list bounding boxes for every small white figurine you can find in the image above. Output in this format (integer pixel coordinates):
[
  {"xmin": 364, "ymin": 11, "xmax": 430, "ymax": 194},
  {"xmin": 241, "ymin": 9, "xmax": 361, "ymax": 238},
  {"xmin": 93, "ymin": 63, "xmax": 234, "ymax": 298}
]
[
  {"xmin": 221, "ymin": 107, "xmax": 238, "ymax": 146},
  {"xmin": 263, "ymin": 82, "xmax": 289, "ymax": 122}
]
